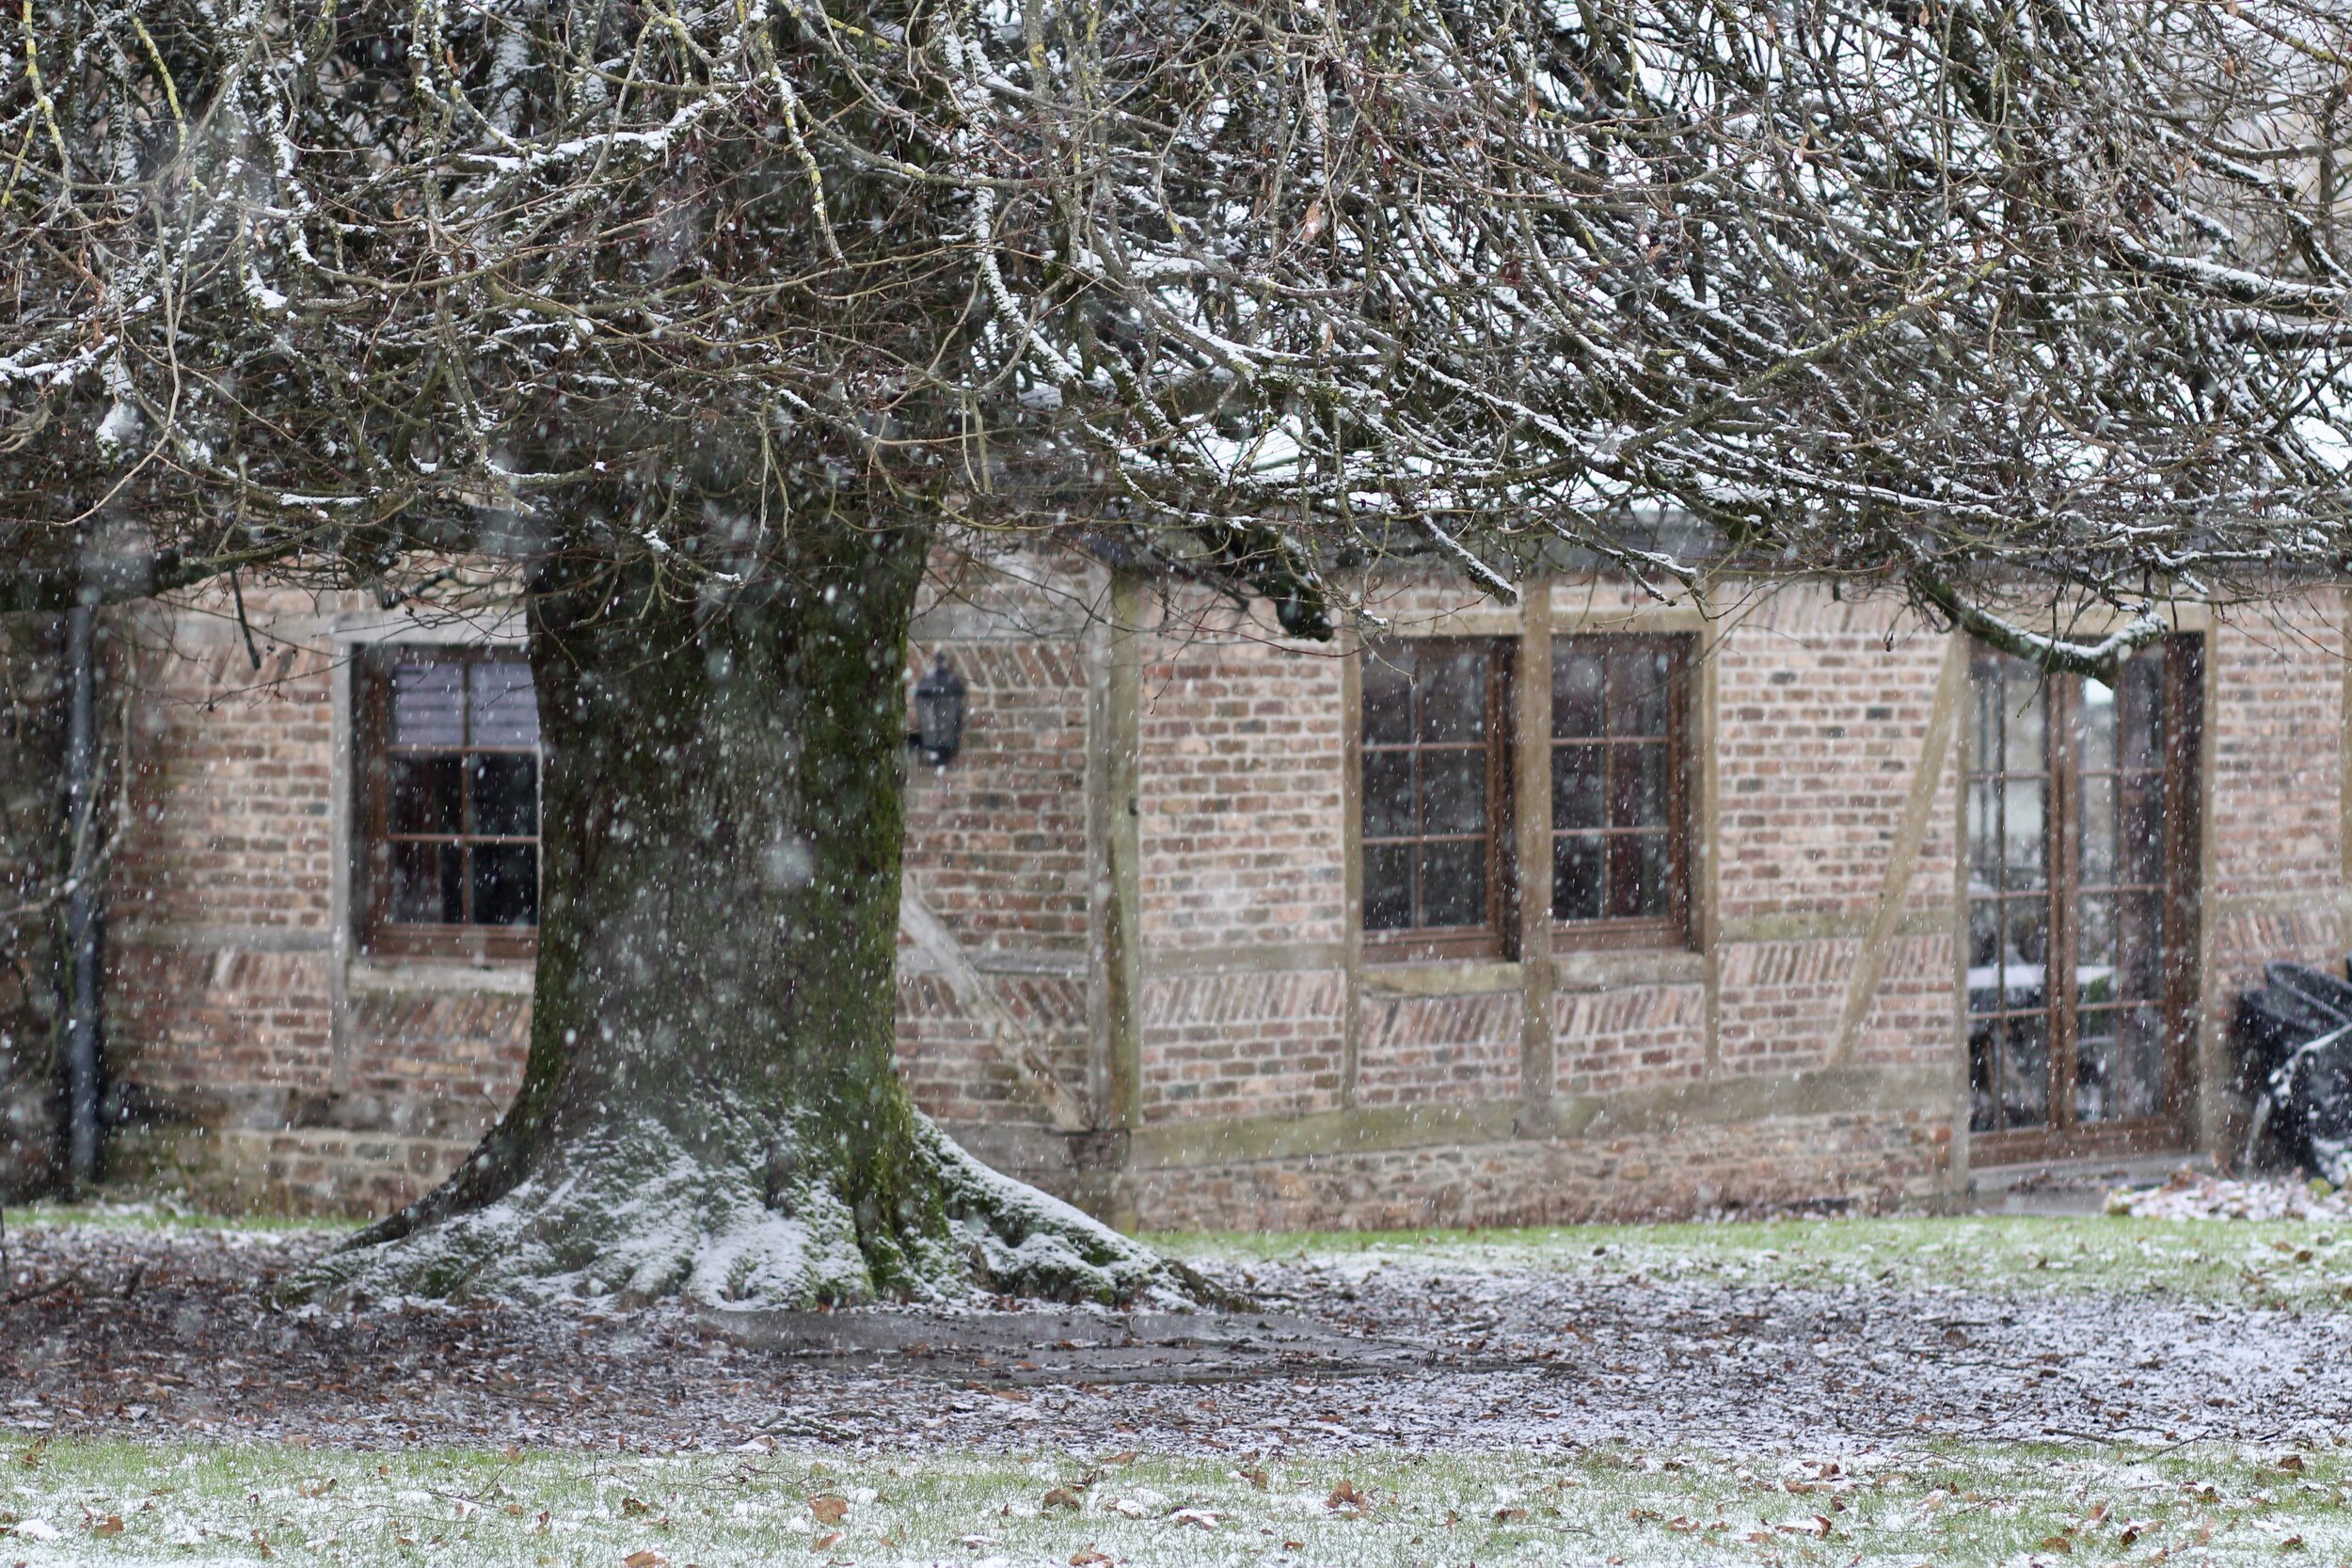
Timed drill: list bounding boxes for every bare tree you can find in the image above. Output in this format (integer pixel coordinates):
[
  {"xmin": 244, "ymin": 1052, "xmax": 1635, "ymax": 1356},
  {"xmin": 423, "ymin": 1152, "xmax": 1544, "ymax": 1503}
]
[{"xmin": 5, "ymin": 0, "xmax": 2351, "ymax": 1303}]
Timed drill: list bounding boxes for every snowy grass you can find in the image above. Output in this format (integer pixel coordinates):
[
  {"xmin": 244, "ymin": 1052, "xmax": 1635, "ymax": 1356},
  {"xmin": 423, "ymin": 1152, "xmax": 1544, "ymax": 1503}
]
[
  {"xmin": 2, "ymin": 1200, "xmax": 363, "ymax": 1234},
  {"xmin": 1167, "ymin": 1212, "xmax": 2352, "ymax": 1310},
  {"xmin": 3, "ymin": 1435, "xmax": 2348, "ymax": 1566}
]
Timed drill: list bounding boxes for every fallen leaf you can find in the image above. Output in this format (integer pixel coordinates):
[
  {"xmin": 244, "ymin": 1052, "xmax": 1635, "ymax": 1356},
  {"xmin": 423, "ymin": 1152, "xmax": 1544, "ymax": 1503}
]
[
  {"xmin": 990, "ymin": 1387, "xmax": 1031, "ymax": 1403},
  {"xmin": 1101, "ymin": 1450, "xmax": 1138, "ymax": 1465},
  {"xmin": 2038, "ymin": 1533, "xmax": 2074, "ymax": 1553},
  {"xmin": 1282, "ymin": 1542, "xmax": 1304, "ymax": 1552},
  {"xmin": 91, "ymin": 1517, "xmax": 123, "ymax": 1538},
  {"xmin": 2280, "ymin": 1454, "xmax": 2308, "ymax": 1473},
  {"xmin": 623, "ymin": 1553, "xmax": 667, "ymax": 1568},
  {"xmin": 1495, "ymin": 1507, "xmax": 1528, "ymax": 1523},
  {"xmin": 1326, "ymin": 1479, "xmax": 1368, "ymax": 1512},
  {"xmin": 621, "ymin": 1497, "xmax": 653, "ymax": 1517},
  {"xmin": 1169, "ymin": 1509, "xmax": 1217, "ymax": 1530},
  {"xmin": 813, "ymin": 1531, "xmax": 845, "ymax": 1551},
  {"xmin": 2282, "ymin": 1535, "xmax": 2306, "ymax": 1550},
  {"xmin": 1070, "ymin": 1552, "xmax": 1112, "ymax": 1566},
  {"xmin": 1773, "ymin": 1516, "xmax": 1832, "ymax": 1539},
  {"xmin": 298, "ymin": 1479, "xmax": 335, "ymax": 1500},
  {"xmin": 1238, "ymin": 1467, "xmax": 1268, "ymax": 1491},
  {"xmin": 808, "ymin": 1497, "xmax": 850, "ymax": 1526},
  {"xmin": 1042, "ymin": 1488, "xmax": 1084, "ymax": 1512}
]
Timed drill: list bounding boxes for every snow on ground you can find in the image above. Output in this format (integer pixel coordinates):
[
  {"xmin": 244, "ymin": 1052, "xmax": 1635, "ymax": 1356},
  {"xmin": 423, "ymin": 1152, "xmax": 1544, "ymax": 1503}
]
[
  {"xmin": 2106, "ymin": 1170, "xmax": 2352, "ymax": 1222},
  {"xmin": 5, "ymin": 1217, "xmax": 2350, "ymax": 1456}
]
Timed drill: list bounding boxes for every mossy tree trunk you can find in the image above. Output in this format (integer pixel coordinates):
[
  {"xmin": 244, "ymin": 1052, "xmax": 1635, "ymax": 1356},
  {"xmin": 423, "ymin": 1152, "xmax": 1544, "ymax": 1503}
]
[{"xmin": 299, "ymin": 519, "xmax": 1173, "ymax": 1307}]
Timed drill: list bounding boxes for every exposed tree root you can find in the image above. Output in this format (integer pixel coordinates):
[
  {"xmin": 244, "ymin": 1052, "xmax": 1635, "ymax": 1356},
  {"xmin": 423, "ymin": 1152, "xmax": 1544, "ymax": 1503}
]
[{"xmin": 284, "ymin": 1112, "xmax": 1200, "ymax": 1311}]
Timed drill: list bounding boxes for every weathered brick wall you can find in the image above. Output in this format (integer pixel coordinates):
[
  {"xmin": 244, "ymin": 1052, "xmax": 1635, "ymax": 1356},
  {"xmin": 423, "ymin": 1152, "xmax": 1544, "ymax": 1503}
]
[
  {"xmin": 96, "ymin": 564, "xmax": 2352, "ymax": 1228},
  {"xmin": 1136, "ymin": 596, "xmax": 1352, "ymax": 1122}
]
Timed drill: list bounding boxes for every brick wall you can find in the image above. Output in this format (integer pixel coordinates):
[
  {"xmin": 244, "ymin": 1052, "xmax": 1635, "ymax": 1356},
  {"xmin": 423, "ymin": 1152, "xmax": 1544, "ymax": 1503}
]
[{"xmin": 87, "ymin": 567, "xmax": 2352, "ymax": 1228}]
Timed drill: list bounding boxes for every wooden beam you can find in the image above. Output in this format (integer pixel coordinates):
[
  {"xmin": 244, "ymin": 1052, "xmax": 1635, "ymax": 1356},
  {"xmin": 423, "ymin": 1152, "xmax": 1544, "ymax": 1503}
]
[
  {"xmin": 1827, "ymin": 635, "xmax": 1967, "ymax": 1069},
  {"xmin": 899, "ymin": 880, "xmax": 1090, "ymax": 1133}
]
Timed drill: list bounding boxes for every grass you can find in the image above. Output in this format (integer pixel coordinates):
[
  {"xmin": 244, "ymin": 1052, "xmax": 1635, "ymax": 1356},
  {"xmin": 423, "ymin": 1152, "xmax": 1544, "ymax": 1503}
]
[
  {"xmin": 1, "ymin": 1199, "xmax": 365, "ymax": 1235},
  {"xmin": 3, "ymin": 1436, "xmax": 2348, "ymax": 1567},
  {"xmin": 1160, "ymin": 1212, "xmax": 2352, "ymax": 1311}
]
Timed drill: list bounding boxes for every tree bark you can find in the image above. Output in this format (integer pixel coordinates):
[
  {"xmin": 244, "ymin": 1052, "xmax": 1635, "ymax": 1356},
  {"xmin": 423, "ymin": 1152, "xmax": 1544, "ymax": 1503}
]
[
  {"xmin": 0, "ymin": 612, "xmax": 66, "ymax": 1200},
  {"xmin": 296, "ymin": 520, "xmax": 1179, "ymax": 1307}
]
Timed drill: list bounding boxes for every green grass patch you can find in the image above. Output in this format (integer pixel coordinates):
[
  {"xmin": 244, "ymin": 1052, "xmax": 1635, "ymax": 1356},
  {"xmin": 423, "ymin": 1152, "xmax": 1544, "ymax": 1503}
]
[
  {"xmin": 1159, "ymin": 1213, "xmax": 2352, "ymax": 1310},
  {"xmin": 0, "ymin": 1201, "xmax": 362, "ymax": 1236},
  {"xmin": 1, "ymin": 1435, "xmax": 2346, "ymax": 1566}
]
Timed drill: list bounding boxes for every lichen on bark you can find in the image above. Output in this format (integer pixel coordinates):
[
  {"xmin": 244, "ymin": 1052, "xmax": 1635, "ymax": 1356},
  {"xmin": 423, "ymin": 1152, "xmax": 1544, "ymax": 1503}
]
[{"xmin": 289, "ymin": 518, "xmax": 1192, "ymax": 1310}]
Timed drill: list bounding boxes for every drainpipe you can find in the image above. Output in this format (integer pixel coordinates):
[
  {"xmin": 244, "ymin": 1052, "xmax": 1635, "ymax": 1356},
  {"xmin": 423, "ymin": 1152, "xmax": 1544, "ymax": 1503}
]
[{"xmin": 63, "ymin": 601, "xmax": 102, "ymax": 1189}]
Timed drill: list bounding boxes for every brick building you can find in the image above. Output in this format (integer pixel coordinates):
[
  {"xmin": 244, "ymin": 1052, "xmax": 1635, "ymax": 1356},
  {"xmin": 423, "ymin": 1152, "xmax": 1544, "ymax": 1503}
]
[{"xmin": 83, "ymin": 559, "xmax": 2352, "ymax": 1226}]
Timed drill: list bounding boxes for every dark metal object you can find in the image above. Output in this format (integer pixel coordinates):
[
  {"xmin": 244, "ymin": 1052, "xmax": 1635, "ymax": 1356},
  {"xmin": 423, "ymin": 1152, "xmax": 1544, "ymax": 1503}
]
[
  {"xmin": 908, "ymin": 654, "xmax": 965, "ymax": 766},
  {"xmin": 62, "ymin": 603, "xmax": 103, "ymax": 1188}
]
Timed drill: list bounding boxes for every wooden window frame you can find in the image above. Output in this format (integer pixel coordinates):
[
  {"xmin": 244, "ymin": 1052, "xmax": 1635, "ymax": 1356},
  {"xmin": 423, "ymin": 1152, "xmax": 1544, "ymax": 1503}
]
[
  {"xmin": 354, "ymin": 643, "xmax": 541, "ymax": 962},
  {"xmin": 1967, "ymin": 636, "xmax": 2202, "ymax": 1167},
  {"xmin": 1357, "ymin": 638, "xmax": 1518, "ymax": 963},
  {"xmin": 1549, "ymin": 632, "xmax": 1697, "ymax": 954}
]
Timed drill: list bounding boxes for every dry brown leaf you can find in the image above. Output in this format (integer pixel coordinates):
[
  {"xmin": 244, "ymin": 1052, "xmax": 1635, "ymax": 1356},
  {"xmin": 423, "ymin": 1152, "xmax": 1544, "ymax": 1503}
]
[
  {"xmin": 1238, "ymin": 1467, "xmax": 1268, "ymax": 1491},
  {"xmin": 623, "ymin": 1552, "xmax": 668, "ymax": 1568},
  {"xmin": 2037, "ymin": 1533, "xmax": 2074, "ymax": 1554},
  {"xmin": 813, "ymin": 1530, "xmax": 846, "ymax": 1550},
  {"xmin": 1042, "ymin": 1488, "xmax": 1085, "ymax": 1512},
  {"xmin": 808, "ymin": 1496, "xmax": 850, "ymax": 1526},
  {"xmin": 1069, "ymin": 1551, "xmax": 1112, "ymax": 1566},
  {"xmin": 91, "ymin": 1516, "xmax": 124, "ymax": 1537},
  {"xmin": 620, "ymin": 1497, "xmax": 652, "ymax": 1517},
  {"xmin": 1100, "ymin": 1450, "xmax": 1138, "ymax": 1466},
  {"xmin": 1494, "ymin": 1507, "xmax": 1528, "ymax": 1523},
  {"xmin": 1326, "ymin": 1478, "xmax": 1368, "ymax": 1512}
]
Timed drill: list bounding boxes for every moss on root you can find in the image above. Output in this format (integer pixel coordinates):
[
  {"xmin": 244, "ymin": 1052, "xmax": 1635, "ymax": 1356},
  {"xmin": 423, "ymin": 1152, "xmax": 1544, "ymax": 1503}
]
[{"xmin": 284, "ymin": 1112, "xmax": 1200, "ymax": 1311}]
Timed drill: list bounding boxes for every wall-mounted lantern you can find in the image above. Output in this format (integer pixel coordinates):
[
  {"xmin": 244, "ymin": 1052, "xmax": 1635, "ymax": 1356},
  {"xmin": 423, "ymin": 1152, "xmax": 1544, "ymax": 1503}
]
[{"xmin": 909, "ymin": 654, "xmax": 966, "ymax": 766}]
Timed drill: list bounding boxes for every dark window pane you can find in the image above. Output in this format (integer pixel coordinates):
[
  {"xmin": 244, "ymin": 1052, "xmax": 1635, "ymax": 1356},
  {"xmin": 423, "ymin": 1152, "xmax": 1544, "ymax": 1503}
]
[
  {"xmin": 1364, "ymin": 844, "xmax": 1415, "ymax": 930},
  {"xmin": 1608, "ymin": 645, "xmax": 1671, "ymax": 736},
  {"xmin": 2075, "ymin": 893, "xmax": 2117, "ymax": 977},
  {"xmin": 1552, "ymin": 646, "xmax": 1605, "ymax": 738},
  {"xmin": 469, "ymin": 661, "xmax": 540, "ymax": 747},
  {"xmin": 1362, "ymin": 656, "xmax": 1412, "ymax": 745},
  {"xmin": 1553, "ymin": 835, "xmax": 1603, "ymax": 922},
  {"xmin": 389, "ymin": 840, "xmax": 462, "ymax": 924},
  {"xmin": 1362, "ymin": 750, "xmax": 1414, "ymax": 839},
  {"xmin": 389, "ymin": 755, "xmax": 462, "ymax": 836},
  {"xmin": 390, "ymin": 663, "xmax": 465, "ymax": 747},
  {"xmin": 1968, "ymin": 898, "xmax": 2000, "ymax": 976},
  {"xmin": 472, "ymin": 844, "xmax": 539, "ymax": 927},
  {"xmin": 1617, "ymin": 740, "xmax": 1669, "ymax": 830},
  {"xmin": 1552, "ymin": 744, "xmax": 1603, "ymax": 832},
  {"xmin": 1420, "ymin": 749, "xmax": 1486, "ymax": 836},
  {"xmin": 1969, "ymin": 1018, "xmax": 1998, "ymax": 1132},
  {"xmin": 2119, "ymin": 774, "xmax": 2165, "ymax": 885},
  {"xmin": 2118, "ymin": 890, "xmax": 2165, "ymax": 1000},
  {"xmin": 470, "ymin": 754, "xmax": 539, "ymax": 838},
  {"xmin": 1417, "ymin": 648, "xmax": 1488, "ymax": 743},
  {"xmin": 2113, "ymin": 1001, "xmax": 2168, "ymax": 1120},
  {"xmin": 1420, "ymin": 840, "xmax": 1486, "ymax": 927},
  {"xmin": 2007, "ymin": 895, "xmax": 2050, "ymax": 969},
  {"xmin": 2075, "ymin": 1006, "xmax": 2118, "ymax": 1123},
  {"xmin": 2119, "ymin": 653, "xmax": 2164, "ymax": 769},
  {"xmin": 2001, "ymin": 1012, "xmax": 2050, "ymax": 1130},
  {"xmin": 1967, "ymin": 780, "xmax": 1998, "ymax": 892},
  {"xmin": 1623, "ymin": 833, "xmax": 1669, "ymax": 918}
]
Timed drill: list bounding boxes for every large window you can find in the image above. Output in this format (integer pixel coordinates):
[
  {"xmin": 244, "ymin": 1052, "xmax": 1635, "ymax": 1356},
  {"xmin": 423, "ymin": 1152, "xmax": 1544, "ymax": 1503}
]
[
  {"xmin": 1359, "ymin": 639, "xmax": 1514, "ymax": 958},
  {"xmin": 1966, "ymin": 641, "xmax": 2200, "ymax": 1153},
  {"xmin": 357, "ymin": 646, "xmax": 541, "ymax": 958},
  {"xmin": 1550, "ymin": 636, "xmax": 1691, "ymax": 942},
  {"xmin": 1357, "ymin": 631, "xmax": 1694, "ymax": 958}
]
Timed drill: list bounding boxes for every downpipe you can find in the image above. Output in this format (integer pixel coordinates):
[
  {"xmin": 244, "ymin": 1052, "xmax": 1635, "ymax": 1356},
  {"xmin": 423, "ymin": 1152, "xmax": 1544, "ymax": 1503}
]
[{"xmin": 62, "ymin": 602, "xmax": 102, "ymax": 1189}]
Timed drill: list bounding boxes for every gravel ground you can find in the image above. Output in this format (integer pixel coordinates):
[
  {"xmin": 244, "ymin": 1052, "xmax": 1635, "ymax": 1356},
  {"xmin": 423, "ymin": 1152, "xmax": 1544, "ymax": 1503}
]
[{"xmin": 6, "ymin": 1223, "xmax": 2349, "ymax": 1456}]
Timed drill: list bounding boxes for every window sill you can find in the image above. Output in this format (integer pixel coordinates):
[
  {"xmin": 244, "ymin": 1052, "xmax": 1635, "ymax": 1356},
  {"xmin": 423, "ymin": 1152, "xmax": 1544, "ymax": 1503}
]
[
  {"xmin": 1551, "ymin": 944, "xmax": 1705, "ymax": 990},
  {"xmin": 1360, "ymin": 958, "xmax": 1522, "ymax": 996},
  {"xmin": 347, "ymin": 956, "xmax": 535, "ymax": 996}
]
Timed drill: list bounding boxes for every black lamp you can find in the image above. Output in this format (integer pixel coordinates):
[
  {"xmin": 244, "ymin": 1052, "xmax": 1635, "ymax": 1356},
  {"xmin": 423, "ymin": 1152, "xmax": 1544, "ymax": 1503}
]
[{"xmin": 910, "ymin": 653, "xmax": 966, "ymax": 766}]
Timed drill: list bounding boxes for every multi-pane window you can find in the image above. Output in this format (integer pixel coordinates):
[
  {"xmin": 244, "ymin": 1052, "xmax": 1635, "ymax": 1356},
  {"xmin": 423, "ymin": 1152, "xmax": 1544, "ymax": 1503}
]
[
  {"xmin": 1551, "ymin": 636, "xmax": 1689, "ymax": 936},
  {"xmin": 1966, "ymin": 641, "xmax": 2199, "ymax": 1148},
  {"xmin": 358, "ymin": 647, "xmax": 542, "ymax": 958},
  {"xmin": 1359, "ymin": 640, "xmax": 1512, "ymax": 957}
]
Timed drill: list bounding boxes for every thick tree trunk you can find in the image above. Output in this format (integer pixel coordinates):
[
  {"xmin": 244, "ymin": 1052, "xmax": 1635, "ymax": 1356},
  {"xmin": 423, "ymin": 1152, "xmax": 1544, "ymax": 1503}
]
[
  {"xmin": 0, "ymin": 612, "xmax": 66, "ymax": 1201},
  {"xmin": 297, "ymin": 523, "xmax": 1177, "ymax": 1307}
]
